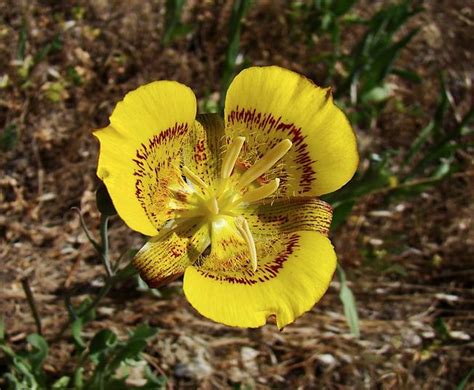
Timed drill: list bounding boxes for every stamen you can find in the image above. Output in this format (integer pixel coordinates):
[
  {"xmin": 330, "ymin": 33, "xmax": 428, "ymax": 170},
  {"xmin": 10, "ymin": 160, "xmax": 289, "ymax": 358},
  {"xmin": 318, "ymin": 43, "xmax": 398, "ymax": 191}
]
[
  {"xmin": 182, "ymin": 166, "xmax": 208, "ymax": 190},
  {"xmin": 221, "ymin": 136, "xmax": 246, "ymax": 179},
  {"xmin": 237, "ymin": 139, "xmax": 292, "ymax": 189},
  {"xmin": 241, "ymin": 178, "xmax": 280, "ymax": 203},
  {"xmin": 235, "ymin": 216, "xmax": 257, "ymax": 272}
]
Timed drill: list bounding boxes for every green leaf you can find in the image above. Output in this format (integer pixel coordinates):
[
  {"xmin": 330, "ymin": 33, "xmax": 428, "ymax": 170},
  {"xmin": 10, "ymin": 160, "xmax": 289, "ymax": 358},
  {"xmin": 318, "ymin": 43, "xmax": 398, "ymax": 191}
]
[
  {"xmin": 324, "ymin": 152, "xmax": 395, "ymax": 204},
  {"xmin": 33, "ymin": 34, "xmax": 63, "ymax": 64},
  {"xmin": 77, "ymin": 297, "xmax": 97, "ymax": 322},
  {"xmin": 89, "ymin": 329, "xmax": 118, "ymax": 355},
  {"xmin": 219, "ymin": 0, "xmax": 253, "ymax": 112},
  {"xmin": 72, "ymin": 318, "xmax": 86, "ymax": 349},
  {"xmin": 17, "ymin": 24, "xmax": 27, "ymax": 60},
  {"xmin": 332, "ymin": 0, "xmax": 357, "ymax": 16},
  {"xmin": 163, "ymin": 0, "xmax": 192, "ymax": 45},
  {"xmin": 360, "ymin": 28, "xmax": 419, "ymax": 96},
  {"xmin": 0, "ymin": 314, "xmax": 4, "ymax": 341},
  {"xmin": 337, "ymin": 264, "xmax": 360, "ymax": 338},
  {"xmin": 331, "ymin": 200, "xmax": 356, "ymax": 230},
  {"xmin": 67, "ymin": 66, "xmax": 83, "ymax": 86},
  {"xmin": 108, "ymin": 340, "xmax": 148, "ymax": 372},
  {"xmin": 143, "ymin": 365, "xmax": 167, "ymax": 389},
  {"xmin": 25, "ymin": 334, "xmax": 48, "ymax": 371},
  {"xmin": 73, "ymin": 367, "xmax": 85, "ymax": 389},
  {"xmin": 0, "ymin": 123, "xmax": 18, "ymax": 152},
  {"xmin": 392, "ymin": 67, "xmax": 421, "ymax": 83},
  {"xmin": 434, "ymin": 317, "xmax": 450, "ymax": 341},
  {"xmin": 128, "ymin": 324, "xmax": 158, "ymax": 343},
  {"xmin": 457, "ymin": 369, "xmax": 474, "ymax": 390},
  {"xmin": 11, "ymin": 357, "xmax": 38, "ymax": 387},
  {"xmin": 96, "ymin": 181, "xmax": 118, "ymax": 216},
  {"xmin": 52, "ymin": 376, "xmax": 71, "ymax": 389},
  {"xmin": 405, "ymin": 76, "xmax": 449, "ymax": 167},
  {"xmin": 336, "ymin": 0, "xmax": 421, "ymax": 99},
  {"xmin": 361, "ymin": 84, "xmax": 392, "ymax": 103}
]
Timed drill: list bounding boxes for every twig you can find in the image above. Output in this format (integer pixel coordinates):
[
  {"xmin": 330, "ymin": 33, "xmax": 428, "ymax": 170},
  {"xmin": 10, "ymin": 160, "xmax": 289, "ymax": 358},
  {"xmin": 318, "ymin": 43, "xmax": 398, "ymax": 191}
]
[{"xmin": 21, "ymin": 278, "xmax": 42, "ymax": 335}]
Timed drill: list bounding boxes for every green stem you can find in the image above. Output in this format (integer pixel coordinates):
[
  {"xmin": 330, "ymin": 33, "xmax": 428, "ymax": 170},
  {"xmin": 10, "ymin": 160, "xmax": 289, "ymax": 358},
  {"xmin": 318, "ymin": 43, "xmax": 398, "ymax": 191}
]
[
  {"xmin": 78, "ymin": 277, "xmax": 113, "ymax": 317},
  {"xmin": 336, "ymin": 262, "xmax": 346, "ymax": 284},
  {"xmin": 55, "ymin": 264, "xmax": 136, "ymax": 341},
  {"xmin": 99, "ymin": 214, "xmax": 113, "ymax": 278},
  {"xmin": 21, "ymin": 278, "xmax": 42, "ymax": 335}
]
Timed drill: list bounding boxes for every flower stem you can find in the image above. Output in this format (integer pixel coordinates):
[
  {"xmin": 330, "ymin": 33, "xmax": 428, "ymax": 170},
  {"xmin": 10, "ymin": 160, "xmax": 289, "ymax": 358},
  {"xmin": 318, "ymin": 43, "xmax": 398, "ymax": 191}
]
[
  {"xmin": 99, "ymin": 214, "xmax": 113, "ymax": 278},
  {"xmin": 21, "ymin": 277, "xmax": 42, "ymax": 335}
]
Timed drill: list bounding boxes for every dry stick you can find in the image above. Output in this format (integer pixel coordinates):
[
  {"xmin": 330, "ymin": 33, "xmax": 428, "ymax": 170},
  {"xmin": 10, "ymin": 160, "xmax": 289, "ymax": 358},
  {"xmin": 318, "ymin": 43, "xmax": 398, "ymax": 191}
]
[{"xmin": 21, "ymin": 277, "xmax": 42, "ymax": 335}]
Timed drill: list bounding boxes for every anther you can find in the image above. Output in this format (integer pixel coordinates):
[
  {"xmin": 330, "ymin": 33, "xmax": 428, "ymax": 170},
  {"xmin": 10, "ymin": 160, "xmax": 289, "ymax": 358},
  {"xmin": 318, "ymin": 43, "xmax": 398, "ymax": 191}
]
[
  {"xmin": 237, "ymin": 139, "xmax": 292, "ymax": 189},
  {"xmin": 221, "ymin": 136, "xmax": 246, "ymax": 179},
  {"xmin": 182, "ymin": 166, "xmax": 208, "ymax": 190},
  {"xmin": 241, "ymin": 178, "xmax": 280, "ymax": 203}
]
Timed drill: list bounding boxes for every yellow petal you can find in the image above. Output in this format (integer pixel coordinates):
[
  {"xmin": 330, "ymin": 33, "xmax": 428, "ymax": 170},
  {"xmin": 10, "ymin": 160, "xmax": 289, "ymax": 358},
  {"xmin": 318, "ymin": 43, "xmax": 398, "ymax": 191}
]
[
  {"xmin": 94, "ymin": 81, "xmax": 197, "ymax": 235},
  {"xmin": 224, "ymin": 66, "xmax": 358, "ymax": 197},
  {"xmin": 183, "ymin": 231, "xmax": 336, "ymax": 328},
  {"xmin": 243, "ymin": 197, "xmax": 333, "ymax": 237},
  {"xmin": 183, "ymin": 114, "xmax": 226, "ymax": 189},
  {"xmin": 133, "ymin": 221, "xmax": 210, "ymax": 287}
]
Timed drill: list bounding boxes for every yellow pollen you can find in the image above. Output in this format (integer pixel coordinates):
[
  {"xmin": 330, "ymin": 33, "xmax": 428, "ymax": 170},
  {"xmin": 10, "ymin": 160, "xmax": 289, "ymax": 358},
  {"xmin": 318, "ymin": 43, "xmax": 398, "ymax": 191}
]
[
  {"xmin": 235, "ymin": 216, "xmax": 257, "ymax": 272},
  {"xmin": 182, "ymin": 166, "xmax": 208, "ymax": 190},
  {"xmin": 242, "ymin": 178, "xmax": 280, "ymax": 203},
  {"xmin": 237, "ymin": 139, "xmax": 292, "ymax": 189},
  {"xmin": 221, "ymin": 136, "xmax": 246, "ymax": 179}
]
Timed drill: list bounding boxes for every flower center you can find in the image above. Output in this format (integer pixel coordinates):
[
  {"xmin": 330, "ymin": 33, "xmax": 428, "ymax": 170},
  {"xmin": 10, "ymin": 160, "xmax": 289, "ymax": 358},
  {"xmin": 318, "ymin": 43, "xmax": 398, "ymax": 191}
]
[{"xmin": 180, "ymin": 137, "xmax": 292, "ymax": 271}]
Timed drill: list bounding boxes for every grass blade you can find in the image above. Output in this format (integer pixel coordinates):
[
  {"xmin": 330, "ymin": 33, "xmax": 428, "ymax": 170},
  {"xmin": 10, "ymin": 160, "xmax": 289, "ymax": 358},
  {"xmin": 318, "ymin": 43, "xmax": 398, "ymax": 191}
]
[
  {"xmin": 218, "ymin": 0, "xmax": 252, "ymax": 112},
  {"xmin": 337, "ymin": 264, "xmax": 360, "ymax": 338}
]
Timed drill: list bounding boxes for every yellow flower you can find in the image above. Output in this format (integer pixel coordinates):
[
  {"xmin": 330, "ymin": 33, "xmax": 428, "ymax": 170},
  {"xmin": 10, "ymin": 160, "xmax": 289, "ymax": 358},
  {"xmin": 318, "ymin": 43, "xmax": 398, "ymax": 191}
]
[{"xmin": 94, "ymin": 66, "xmax": 358, "ymax": 328}]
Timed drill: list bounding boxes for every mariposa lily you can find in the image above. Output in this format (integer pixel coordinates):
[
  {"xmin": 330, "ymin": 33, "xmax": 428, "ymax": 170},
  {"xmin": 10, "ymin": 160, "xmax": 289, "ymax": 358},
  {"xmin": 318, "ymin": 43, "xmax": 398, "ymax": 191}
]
[{"xmin": 94, "ymin": 66, "xmax": 358, "ymax": 328}]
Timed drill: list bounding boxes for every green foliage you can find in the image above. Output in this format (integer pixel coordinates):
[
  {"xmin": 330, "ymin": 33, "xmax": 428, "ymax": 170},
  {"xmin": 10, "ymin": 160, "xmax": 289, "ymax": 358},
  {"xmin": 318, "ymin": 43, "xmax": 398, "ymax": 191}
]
[
  {"xmin": 15, "ymin": 27, "xmax": 63, "ymax": 81},
  {"xmin": 309, "ymin": 2, "xmax": 473, "ymax": 335},
  {"xmin": 335, "ymin": 0, "xmax": 421, "ymax": 104},
  {"xmin": 0, "ymin": 317, "xmax": 164, "ymax": 389},
  {"xmin": 457, "ymin": 369, "xmax": 474, "ymax": 390},
  {"xmin": 336, "ymin": 264, "xmax": 360, "ymax": 337},
  {"xmin": 0, "ymin": 123, "xmax": 18, "ymax": 152},
  {"xmin": 0, "ymin": 317, "xmax": 49, "ymax": 389},
  {"xmin": 33, "ymin": 34, "xmax": 63, "ymax": 64},
  {"xmin": 402, "ymin": 77, "xmax": 474, "ymax": 187},
  {"xmin": 218, "ymin": 0, "xmax": 253, "ymax": 112},
  {"xmin": 163, "ymin": 0, "xmax": 193, "ymax": 46},
  {"xmin": 325, "ymin": 152, "xmax": 396, "ymax": 229},
  {"xmin": 290, "ymin": 0, "xmax": 358, "ymax": 44},
  {"xmin": 324, "ymin": 80, "xmax": 473, "ymax": 230}
]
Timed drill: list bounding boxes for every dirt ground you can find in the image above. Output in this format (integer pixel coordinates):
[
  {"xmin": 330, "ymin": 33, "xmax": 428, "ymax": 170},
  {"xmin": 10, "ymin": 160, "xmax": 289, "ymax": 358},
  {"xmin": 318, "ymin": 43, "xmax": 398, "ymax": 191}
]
[{"xmin": 1, "ymin": 0, "xmax": 473, "ymax": 388}]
